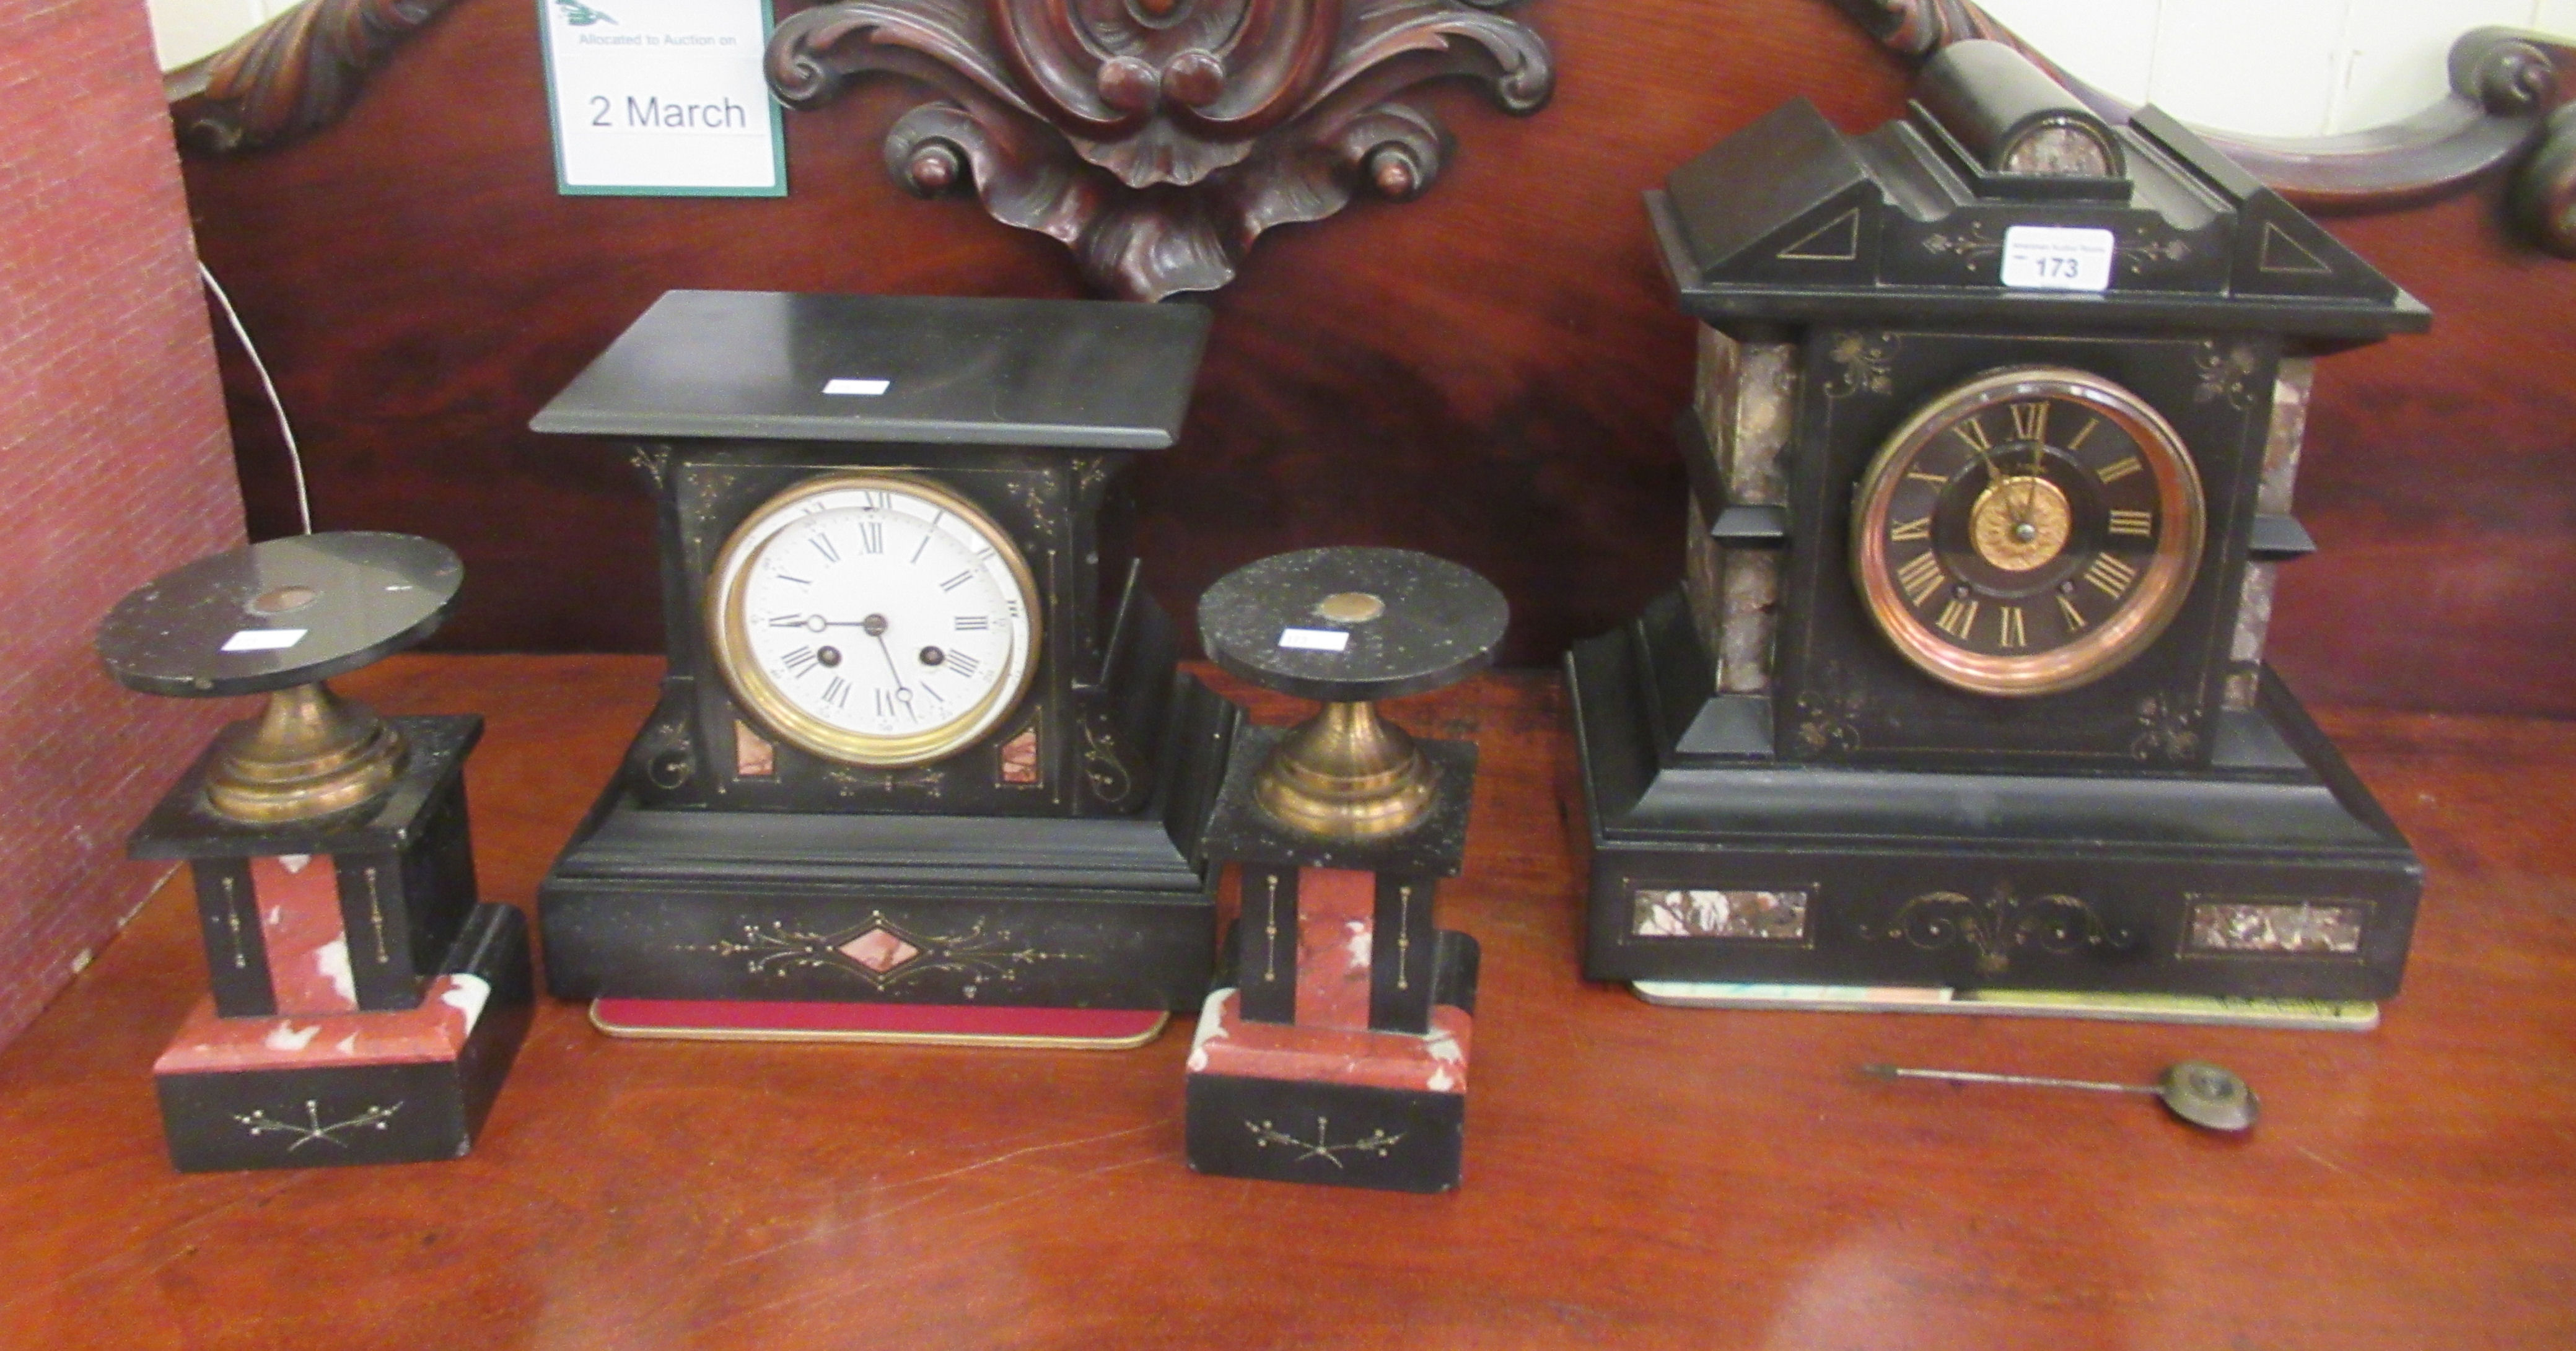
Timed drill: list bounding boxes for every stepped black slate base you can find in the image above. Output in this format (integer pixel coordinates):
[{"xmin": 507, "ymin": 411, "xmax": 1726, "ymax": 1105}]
[
  {"xmin": 1185, "ymin": 931, "xmax": 1479, "ymax": 1194},
  {"xmin": 539, "ymin": 678, "xmax": 1235, "ymax": 1012},
  {"xmin": 1569, "ymin": 611, "xmax": 2424, "ymax": 1000},
  {"xmin": 152, "ymin": 903, "xmax": 533, "ymax": 1173}
]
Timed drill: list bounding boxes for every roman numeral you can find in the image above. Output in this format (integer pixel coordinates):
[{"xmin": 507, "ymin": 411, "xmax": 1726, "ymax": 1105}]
[
  {"xmin": 2057, "ymin": 593, "xmax": 2089, "ymax": 631},
  {"xmin": 874, "ymin": 689, "xmax": 896, "ymax": 718},
  {"xmin": 940, "ymin": 571, "xmax": 974, "ymax": 592},
  {"xmin": 810, "ymin": 534, "xmax": 840, "ymax": 564},
  {"xmin": 1999, "ymin": 606, "xmax": 2027, "ymax": 649},
  {"xmin": 954, "ymin": 616, "xmax": 991, "ymax": 631},
  {"xmin": 2108, "ymin": 509, "xmax": 2154, "ymax": 537},
  {"xmin": 1935, "ymin": 598, "xmax": 1979, "ymax": 640},
  {"xmin": 781, "ymin": 646, "xmax": 818, "ymax": 676},
  {"xmin": 2096, "ymin": 455, "xmax": 2144, "ymax": 484},
  {"xmin": 1953, "ymin": 417, "xmax": 1992, "ymax": 453},
  {"xmin": 2084, "ymin": 553, "xmax": 2139, "ymax": 598},
  {"xmin": 947, "ymin": 651, "xmax": 982, "ymax": 678},
  {"xmin": 771, "ymin": 571, "xmax": 812, "ymax": 587},
  {"xmin": 766, "ymin": 614, "xmax": 804, "ymax": 627},
  {"xmin": 1889, "ymin": 516, "xmax": 1932, "ymax": 543},
  {"xmin": 856, "ymin": 522, "xmax": 884, "ymax": 554},
  {"xmin": 2066, "ymin": 417, "xmax": 2100, "ymax": 450},
  {"xmin": 2009, "ymin": 401, "xmax": 2048, "ymax": 442},
  {"xmin": 857, "ymin": 490, "xmax": 890, "ymax": 512},
  {"xmin": 1896, "ymin": 551, "xmax": 1947, "ymax": 606},
  {"xmin": 822, "ymin": 676, "xmax": 849, "ymax": 708}
]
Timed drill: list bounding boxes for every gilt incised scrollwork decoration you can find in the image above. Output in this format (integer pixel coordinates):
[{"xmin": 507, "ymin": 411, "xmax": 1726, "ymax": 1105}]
[
  {"xmin": 168, "ymin": 0, "xmax": 466, "ymax": 154},
  {"xmin": 766, "ymin": 0, "xmax": 1556, "ymax": 299},
  {"xmin": 1864, "ymin": 883, "xmax": 2140, "ymax": 975},
  {"xmin": 1832, "ymin": 1, "xmax": 2576, "ymax": 259}
]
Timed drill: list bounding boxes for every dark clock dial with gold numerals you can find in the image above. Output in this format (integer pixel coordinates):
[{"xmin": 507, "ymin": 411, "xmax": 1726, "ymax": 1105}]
[{"xmin": 1851, "ymin": 366, "xmax": 2206, "ymax": 696}]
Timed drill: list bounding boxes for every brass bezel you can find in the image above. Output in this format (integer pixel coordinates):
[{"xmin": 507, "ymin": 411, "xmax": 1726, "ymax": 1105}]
[
  {"xmin": 706, "ymin": 472, "xmax": 1043, "ymax": 767},
  {"xmin": 1851, "ymin": 366, "xmax": 2206, "ymax": 697}
]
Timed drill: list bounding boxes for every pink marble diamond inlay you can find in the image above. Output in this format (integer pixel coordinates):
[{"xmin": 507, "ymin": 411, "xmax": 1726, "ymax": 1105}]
[{"xmin": 839, "ymin": 927, "xmax": 921, "ymax": 974}]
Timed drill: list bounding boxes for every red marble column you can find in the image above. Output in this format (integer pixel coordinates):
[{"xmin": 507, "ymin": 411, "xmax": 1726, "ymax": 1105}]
[
  {"xmin": 248, "ymin": 855, "xmax": 355, "ymax": 1014},
  {"xmin": 1292, "ymin": 867, "xmax": 1375, "ymax": 1030}
]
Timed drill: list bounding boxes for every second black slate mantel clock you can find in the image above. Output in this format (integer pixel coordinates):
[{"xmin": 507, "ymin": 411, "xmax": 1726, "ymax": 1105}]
[
  {"xmin": 535, "ymin": 291, "xmax": 1237, "ymax": 1038},
  {"xmin": 1569, "ymin": 43, "xmax": 2431, "ymax": 1001}
]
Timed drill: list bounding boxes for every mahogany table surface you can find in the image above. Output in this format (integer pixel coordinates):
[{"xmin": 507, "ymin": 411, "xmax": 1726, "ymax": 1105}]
[{"xmin": 6, "ymin": 654, "xmax": 2570, "ymax": 1350}]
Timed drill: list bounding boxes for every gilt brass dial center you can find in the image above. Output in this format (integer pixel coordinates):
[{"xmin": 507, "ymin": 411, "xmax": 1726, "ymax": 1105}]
[{"xmin": 1969, "ymin": 476, "xmax": 2071, "ymax": 572}]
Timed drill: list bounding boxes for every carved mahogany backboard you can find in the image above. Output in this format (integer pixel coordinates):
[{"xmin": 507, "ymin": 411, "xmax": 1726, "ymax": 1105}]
[{"xmin": 182, "ymin": 0, "xmax": 2576, "ymax": 716}]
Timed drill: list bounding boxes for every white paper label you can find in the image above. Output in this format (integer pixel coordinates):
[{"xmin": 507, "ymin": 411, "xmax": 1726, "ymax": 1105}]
[
  {"xmin": 823, "ymin": 378, "xmax": 892, "ymax": 396},
  {"xmin": 2000, "ymin": 225, "xmax": 2115, "ymax": 292},
  {"xmin": 1277, "ymin": 628, "xmax": 1351, "ymax": 652},
  {"xmin": 540, "ymin": 0, "xmax": 785, "ymax": 196},
  {"xmin": 222, "ymin": 629, "xmax": 307, "ymax": 653}
]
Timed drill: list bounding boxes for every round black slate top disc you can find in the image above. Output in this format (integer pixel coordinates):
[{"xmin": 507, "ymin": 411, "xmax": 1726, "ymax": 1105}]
[
  {"xmin": 97, "ymin": 533, "xmax": 462, "ymax": 697},
  {"xmin": 1198, "ymin": 547, "xmax": 1507, "ymax": 703}
]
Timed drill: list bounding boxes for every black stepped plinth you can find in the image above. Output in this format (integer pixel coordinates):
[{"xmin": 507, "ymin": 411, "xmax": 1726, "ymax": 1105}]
[
  {"xmin": 154, "ymin": 903, "xmax": 533, "ymax": 1173},
  {"xmin": 1569, "ymin": 602, "xmax": 2422, "ymax": 1000},
  {"xmin": 540, "ymin": 673, "xmax": 1237, "ymax": 1010}
]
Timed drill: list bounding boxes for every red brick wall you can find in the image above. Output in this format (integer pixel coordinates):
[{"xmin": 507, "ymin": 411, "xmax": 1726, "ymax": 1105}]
[{"xmin": 0, "ymin": 0, "xmax": 247, "ymax": 1046}]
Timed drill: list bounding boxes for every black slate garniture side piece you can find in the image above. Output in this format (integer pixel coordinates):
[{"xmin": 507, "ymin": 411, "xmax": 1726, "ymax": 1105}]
[
  {"xmin": 102, "ymin": 534, "xmax": 533, "ymax": 1171},
  {"xmin": 531, "ymin": 292, "xmax": 1239, "ymax": 1020},
  {"xmin": 1185, "ymin": 548, "xmax": 1503, "ymax": 1194},
  {"xmin": 1572, "ymin": 43, "xmax": 2429, "ymax": 1002}
]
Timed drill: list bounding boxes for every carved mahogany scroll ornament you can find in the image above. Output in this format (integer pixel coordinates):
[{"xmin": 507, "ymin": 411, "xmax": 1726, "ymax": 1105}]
[
  {"xmin": 168, "ymin": 0, "xmax": 466, "ymax": 154},
  {"xmin": 765, "ymin": 0, "xmax": 1555, "ymax": 300},
  {"xmin": 1833, "ymin": 0, "xmax": 2576, "ymax": 259}
]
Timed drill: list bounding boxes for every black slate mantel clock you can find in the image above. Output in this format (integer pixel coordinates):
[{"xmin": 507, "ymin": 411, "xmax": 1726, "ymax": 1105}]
[
  {"xmin": 1569, "ymin": 43, "xmax": 2431, "ymax": 1001},
  {"xmin": 535, "ymin": 291, "xmax": 1237, "ymax": 1039}
]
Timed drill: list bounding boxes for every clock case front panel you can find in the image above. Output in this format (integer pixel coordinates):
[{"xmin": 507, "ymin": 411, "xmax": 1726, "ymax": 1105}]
[
  {"xmin": 1778, "ymin": 327, "xmax": 2267, "ymax": 768},
  {"xmin": 1569, "ymin": 53, "xmax": 2431, "ymax": 1000},
  {"xmin": 531, "ymin": 291, "xmax": 1237, "ymax": 1011},
  {"xmin": 633, "ymin": 444, "xmax": 1168, "ymax": 818}
]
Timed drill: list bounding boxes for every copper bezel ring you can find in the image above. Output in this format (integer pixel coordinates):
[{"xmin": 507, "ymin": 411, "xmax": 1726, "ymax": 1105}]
[
  {"xmin": 1851, "ymin": 366, "xmax": 2206, "ymax": 697},
  {"xmin": 706, "ymin": 472, "xmax": 1042, "ymax": 767}
]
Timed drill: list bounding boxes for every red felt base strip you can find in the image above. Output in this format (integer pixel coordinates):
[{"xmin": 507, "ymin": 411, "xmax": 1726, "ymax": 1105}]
[{"xmin": 588, "ymin": 998, "xmax": 1170, "ymax": 1049}]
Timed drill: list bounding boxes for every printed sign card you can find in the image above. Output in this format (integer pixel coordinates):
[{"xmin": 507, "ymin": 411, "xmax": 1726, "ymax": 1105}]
[{"xmin": 538, "ymin": 0, "xmax": 786, "ymax": 196}]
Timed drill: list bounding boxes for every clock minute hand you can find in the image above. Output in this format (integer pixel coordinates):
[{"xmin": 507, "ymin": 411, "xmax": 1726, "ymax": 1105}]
[
  {"xmin": 869, "ymin": 631, "xmax": 910, "ymax": 694},
  {"xmin": 2015, "ymin": 438, "xmax": 2048, "ymax": 523}
]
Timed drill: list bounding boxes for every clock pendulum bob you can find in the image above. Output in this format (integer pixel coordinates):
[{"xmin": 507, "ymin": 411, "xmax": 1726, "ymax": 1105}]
[
  {"xmin": 1182, "ymin": 548, "xmax": 1505, "ymax": 1194},
  {"xmin": 530, "ymin": 292, "xmax": 1238, "ymax": 1046},
  {"xmin": 97, "ymin": 534, "xmax": 533, "ymax": 1172},
  {"xmin": 1567, "ymin": 43, "xmax": 2432, "ymax": 1003}
]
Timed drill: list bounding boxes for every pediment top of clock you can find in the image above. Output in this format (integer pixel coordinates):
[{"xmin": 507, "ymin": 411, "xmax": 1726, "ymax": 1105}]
[
  {"xmin": 530, "ymin": 290, "xmax": 1212, "ymax": 452},
  {"xmin": 1655, "ymin": 46, "xmax": 2425, "ymax": 339}
]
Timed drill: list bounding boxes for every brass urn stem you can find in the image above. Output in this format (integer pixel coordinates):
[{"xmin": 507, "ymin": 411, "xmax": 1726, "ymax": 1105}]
[
  {"xmin": 1253, "ymin": 700, "xmax": 1439, "ymax": 839},
  {"xmin": 204, "ymin": 680, "xmax": 406, "ymax": 823}
]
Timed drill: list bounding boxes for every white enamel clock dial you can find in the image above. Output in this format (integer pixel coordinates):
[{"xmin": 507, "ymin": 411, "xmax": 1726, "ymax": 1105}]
[{"xmin": 706, "ymin": 473, "xmax": 1040, "ymax": 767}]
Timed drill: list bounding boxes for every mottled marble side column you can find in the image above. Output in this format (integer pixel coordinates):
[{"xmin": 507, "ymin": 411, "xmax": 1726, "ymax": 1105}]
[{"xmin": 1684, "ymin": 326, "xmax": 1796, "ymax": 694}]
